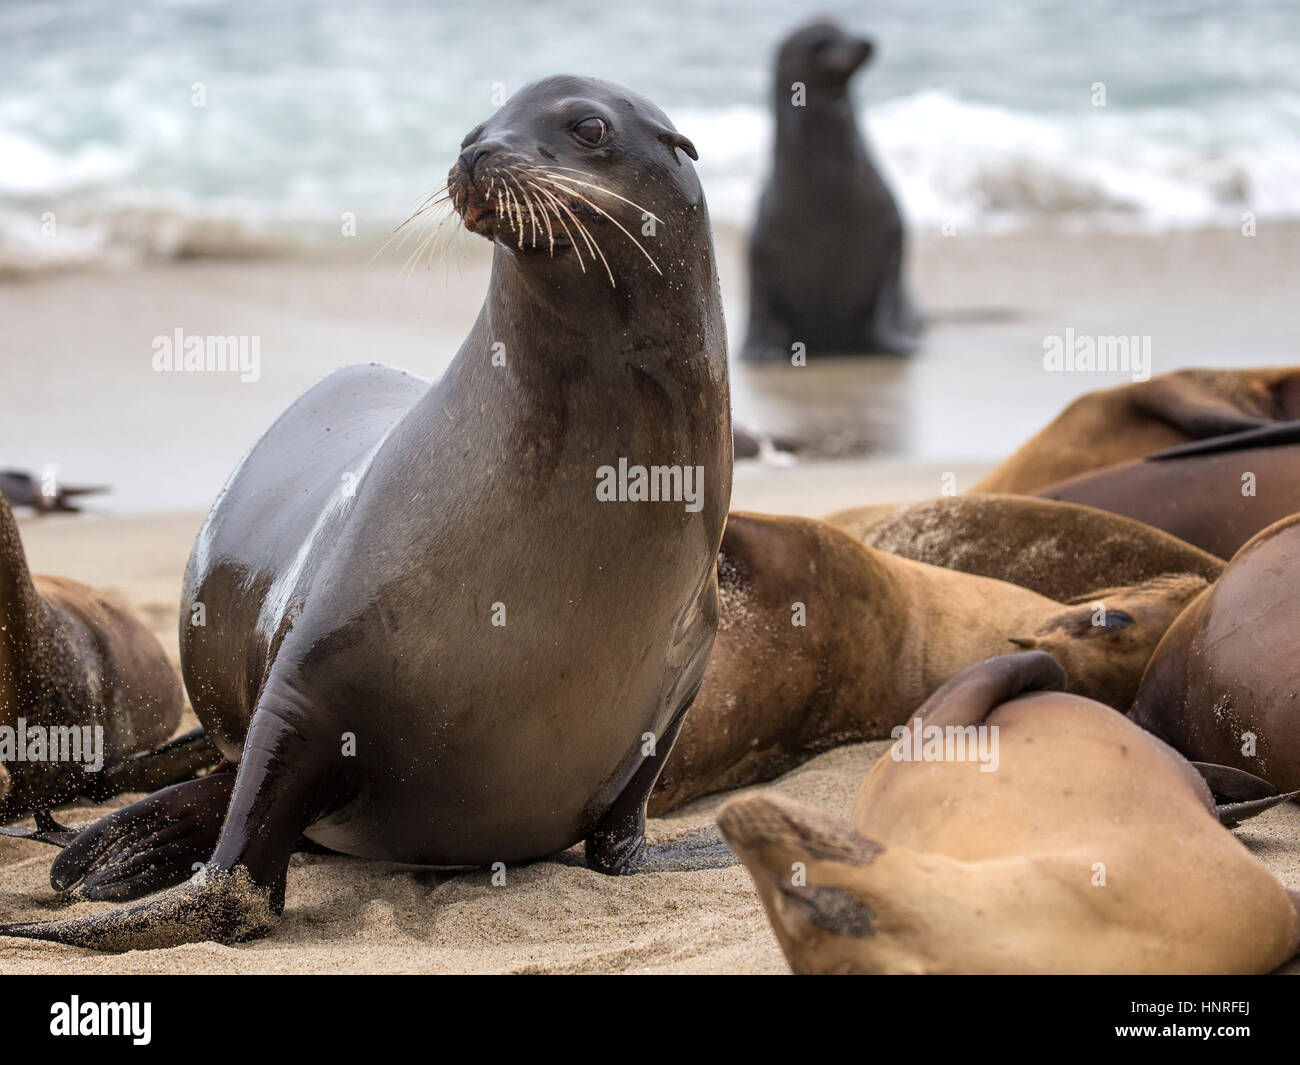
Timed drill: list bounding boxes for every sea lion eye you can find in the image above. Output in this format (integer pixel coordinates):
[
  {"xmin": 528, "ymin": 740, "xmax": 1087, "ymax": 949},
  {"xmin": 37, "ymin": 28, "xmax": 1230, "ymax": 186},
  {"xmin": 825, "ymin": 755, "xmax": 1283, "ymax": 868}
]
[
  {"xmin": 1099, "ymin": 611, "xmax": 1134, "ymax": 632},
  {"xmin": 573, "ymin": 117, "xmax": 608, "ymax": 145}
]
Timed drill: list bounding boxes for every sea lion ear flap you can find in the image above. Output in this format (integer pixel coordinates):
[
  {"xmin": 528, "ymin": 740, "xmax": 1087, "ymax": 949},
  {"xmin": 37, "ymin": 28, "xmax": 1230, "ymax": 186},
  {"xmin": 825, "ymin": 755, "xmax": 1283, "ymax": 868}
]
[{"xmin": 657, "ymin": 130, "xmax": 698, "ymax": 164}]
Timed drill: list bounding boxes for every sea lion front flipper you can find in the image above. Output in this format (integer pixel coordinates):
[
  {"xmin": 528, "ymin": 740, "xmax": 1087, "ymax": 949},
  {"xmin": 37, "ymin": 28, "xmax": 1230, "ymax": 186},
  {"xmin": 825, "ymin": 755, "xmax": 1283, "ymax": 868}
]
[
  {"xmin": 0, "ymin": 809, "xmax": 81, "ymax": 848},
  {"xmin": 83, "ymin": 727, "xmax": 221, "ymax": 802},
  {"xmin": 916, "ymin": 651, "xmax": 1066, "ymax": 731},
  {"xmin": 1191, "ymin": 761, "xmax": 1300, "ymax": 827},
  {"xmin": 867, "ymin": 252, "xmax": 923, "ymax": 356},
  {"xmin": 1145, "ymin": 419, "xmax": 1300, "ymax": 461},
  {"xmin": 47, "ymin": 770, "xmax": 236, "ymax": 902},
  {"xmin": 1131, "ymin": 375, "xmax": 1273, "ymax": 442},
  {"xmin": 0, "ymin": 684, "xmax": 337, "ymax": 950},
  {"xmin": 585, "ymin": 698, "xmax": 739, "ymax": 875}
]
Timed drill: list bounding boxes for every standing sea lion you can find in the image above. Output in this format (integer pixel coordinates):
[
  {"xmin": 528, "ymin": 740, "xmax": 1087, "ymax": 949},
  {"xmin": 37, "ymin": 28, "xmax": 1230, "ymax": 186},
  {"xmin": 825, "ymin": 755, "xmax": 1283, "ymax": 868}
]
[
  {"xmin": 1132, "ymin": 513, "xmax": 1300, "ymax": 793},
  {"xmin": 740, "ymin": 19, "xmax": 921, "ymax": 361},
  {"xmin": 648, "ymin": 513, "xmax": 1206, "ymax": 814},
  {"xmin": 824, "ymin": 494, "xmax": 1224, "ymax": 601},
  {"xmin": 1034, "ymin": 424, "xmax": 1300, "ymax": 559},
  {"xmin": 719, "ymin": 653, "xmax": 1300, "ymax": 974},
  {"xmin": 0, "ymin": 493, "xmax": 198, "ymax": 819},
  {"xmin": 973, "ymin": 367, "xmax": 1300, "ymax": 494},
  {"xmin": 1, "ymin": 75, "xmax": 731, "ymax": 952}
]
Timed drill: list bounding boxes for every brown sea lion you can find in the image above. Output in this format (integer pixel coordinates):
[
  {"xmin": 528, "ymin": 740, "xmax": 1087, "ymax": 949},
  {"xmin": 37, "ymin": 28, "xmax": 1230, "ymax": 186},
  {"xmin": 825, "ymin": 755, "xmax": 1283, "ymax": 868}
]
[
  {"xmin": 972, "ymin": 367, "xmax": 1300, "ymax": 495},
  {"xmin": 1034, "ymin": 423, "xmax": 1300, "ymax": 559},
  {"xmin": 648, "ymin": 513, "xmax": 1207, "ymax": 814},
  {"xmin": 0, "ymin": 494, "xmax": 201, "ymax": 820},
  {"xmin": 824, "ymin": 494, "xmax": 1224, "ymax": 601},
  {"xmin": 1131, "ymin": 513, "xmax": 1300, "ymax": 793},
  {"xmin": 719, "ymin": 653, "xmax": 1300, "ymax": 974},
  {"xmin": 0, "ymin": 75, "xmax": 733, "ymax": 952}
]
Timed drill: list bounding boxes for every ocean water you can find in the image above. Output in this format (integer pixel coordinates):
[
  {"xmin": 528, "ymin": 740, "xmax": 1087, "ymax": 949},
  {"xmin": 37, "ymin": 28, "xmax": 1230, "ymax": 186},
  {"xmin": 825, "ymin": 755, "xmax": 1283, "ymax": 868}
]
[{"xmin": 1, "ymin": 0, "xmax": 1299, "ymax": 273}]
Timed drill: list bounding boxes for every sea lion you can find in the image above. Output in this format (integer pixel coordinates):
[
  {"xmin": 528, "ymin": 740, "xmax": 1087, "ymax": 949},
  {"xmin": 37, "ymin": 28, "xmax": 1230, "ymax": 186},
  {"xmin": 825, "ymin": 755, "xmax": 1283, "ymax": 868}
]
[
  {"xmin": 1131, "ymin": 513, "xmax": 1300, "ymax": 793},
  {"xmin": 1034, "ymin": 424, "xmax": 1300, "ymax": 559},
  {"xmin": 0, "ymin": 76, "xmax": 732, "ymax": 952},
  {"xmin": 0, "ymin": 493, "xmax": 201, "ymax": 819},
  {"xmin": 648, "ymin": 513, "xmax": 1206, "ymax": 814},
  {"xmin": 972, "ymin": 367, "xmax": 1300, "ymax": 494},
  {"xmin": 718, "ymin": 653, "xmax": 1300, "ymax": 974},
  {"xmin": 740, "ymin": 19, "xmax": 921, "ymax": 361},
  {"xmin": 824, "ymin": 494, "xmax": 1224, "ymax": 601}
]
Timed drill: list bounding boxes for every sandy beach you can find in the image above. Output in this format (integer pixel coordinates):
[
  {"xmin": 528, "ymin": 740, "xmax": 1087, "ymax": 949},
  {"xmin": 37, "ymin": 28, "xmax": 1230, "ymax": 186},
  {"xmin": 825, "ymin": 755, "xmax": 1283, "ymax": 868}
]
[{"xmin": 4, "ymin": 474, "xmax": 1300, "ymax": 974}]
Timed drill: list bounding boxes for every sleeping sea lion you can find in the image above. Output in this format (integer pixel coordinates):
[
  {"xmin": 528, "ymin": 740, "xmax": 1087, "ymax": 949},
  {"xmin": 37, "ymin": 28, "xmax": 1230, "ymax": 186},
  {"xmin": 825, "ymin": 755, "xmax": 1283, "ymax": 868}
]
[
  {"xmin": 1131, "ymin": 513, "xmax": 1300, "ymax": 793},
  {"xmin": 648, "ymin": 513, "xmax": 1206, "ymax": 814},
  {"xmin": 0, "ymin": 493, "xmax": 200, "ymax": 820},
  {"xmin": 1034, "ymin": 422, "xmax": 1300, "ymax": 559},
  {"xmin": 0, "ymin": 75, "xmax": 731, "ymax": 952},
  {"xmin": 824, "ymin": 494, "xmax": 1224, "ymax": 601},
  {"xmin": 719, "ymin": 653, "xmax": 1300, "ymax": 974},
  {"xmin": 973, "ymin": 367, "xmax": 1300, "ymax": 494}
]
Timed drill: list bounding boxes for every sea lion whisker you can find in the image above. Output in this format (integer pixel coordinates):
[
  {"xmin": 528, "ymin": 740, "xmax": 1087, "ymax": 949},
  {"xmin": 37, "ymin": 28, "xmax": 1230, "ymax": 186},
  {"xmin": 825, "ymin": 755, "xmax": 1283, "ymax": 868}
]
[
  {"xmin": 526, "ymin": 181, "xmax": 584, "ymax": 271},
  {"xmin": 531, "ymin": 166, "xmax": 663, "ymax": 226},
  {"xmin": 532, "ymin": 181, "xmax": 612, "ymax": 285},
  {"xmin": 533, "ymin": 175, "xmax": 661, "ymax": 276},
  {"xmin": 504, "ymin": 174, "xmax": 541, "ymax": 250}
]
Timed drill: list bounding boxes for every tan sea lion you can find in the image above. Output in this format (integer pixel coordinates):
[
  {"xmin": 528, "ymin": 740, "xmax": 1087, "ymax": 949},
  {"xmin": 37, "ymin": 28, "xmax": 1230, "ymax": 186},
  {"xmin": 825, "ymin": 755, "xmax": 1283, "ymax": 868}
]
[
  {"xmin": 649, "ymin": 513, "xmax": 1207, "ymax": 814},
  {"xmin": 719, "ymin": 653, "xmax": 1300, "ymax": 974},
  {"xmin": 825, "ymin": 494, "xmax": 1224, "ymax": 601},
  {"xmin": 1131, "ymin": 513, "xmax": 1300, "ymax": 793},
  {"xmin": 972, "ymin": 367, "xmax": 1300, "ymax": 495},
  {"xmin": 1034, "ymin": 423, "xmax": 1300, "ymax": 559},
  {"xmin": 0, "ymin": 493, "xmax": 203, "ymax": 820}
]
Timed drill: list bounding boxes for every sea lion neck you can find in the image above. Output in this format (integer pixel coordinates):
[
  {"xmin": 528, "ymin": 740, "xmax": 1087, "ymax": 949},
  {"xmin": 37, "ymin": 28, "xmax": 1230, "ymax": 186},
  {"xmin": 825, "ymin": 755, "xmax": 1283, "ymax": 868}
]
[{"xmin": 771, "ymin": 93, "xmax": 866, "ymax": 178}]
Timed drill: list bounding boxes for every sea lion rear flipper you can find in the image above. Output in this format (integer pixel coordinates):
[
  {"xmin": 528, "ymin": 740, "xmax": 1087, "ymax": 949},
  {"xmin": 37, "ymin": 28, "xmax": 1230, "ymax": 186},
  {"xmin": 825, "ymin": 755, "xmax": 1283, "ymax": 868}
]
[
  {"xmin": 46, "ymin": 770, "xmax": 236, "ymax": 902},
  {"xmin": 0, "ymin": 809, "xmax": 81, "ymax": 848},
  {"xmin": 1191, "ymin": 762, "xmax": 1300, "ymax": 827},
  {"xmin": 1145, "ymin": 419, "xmax": 1300, "ymax": 461},
  {"xmin": 586, "ymin": 697, "xmax": 739, "ymax": 875},
  {"xmin": 83, "ymin": 726, "xmax": 221, "ymax": 802},
  {"xmin": 916, "ymin": 651, "xmax": 1066, "ymax": 731}
]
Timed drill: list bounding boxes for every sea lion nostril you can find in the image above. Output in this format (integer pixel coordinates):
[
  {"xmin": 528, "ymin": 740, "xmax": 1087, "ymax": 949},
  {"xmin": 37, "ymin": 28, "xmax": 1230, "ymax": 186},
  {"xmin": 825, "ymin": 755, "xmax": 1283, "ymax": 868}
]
[{"xmin": 459, "ymin": 143, "xmax": 496, "ymax": 178}]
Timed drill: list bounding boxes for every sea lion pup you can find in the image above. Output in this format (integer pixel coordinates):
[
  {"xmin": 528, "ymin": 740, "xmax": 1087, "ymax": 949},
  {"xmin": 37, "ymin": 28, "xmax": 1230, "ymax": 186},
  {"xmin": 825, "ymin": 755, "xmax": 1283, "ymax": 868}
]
[
  {"xmin": 1132, "ymin": 513, "xmax": 1300, "ymax": 794},
  {"xmin": 648, "ymin": 514, "xmax": 1206, "ymax": 814},
  {"xmin": 972, "ymin": 367, "xmax": 1300, "ymax": 495},
  {"xmin": 719, "ymin": 653, "xmax": 1300, "ymax": 975},
  {"xmin": 825, "ymin": 494, "xmax": 1224, "ymax": 601},
  {"xmin": 0, "ymin": 76, "xmax": 732, "ymax": 952},
  {"xmin": 1034, "ymin": 423, "xmax": 1300, "ymax": 559},
  {"xmin": 740, "ymin": 19, "xmax": 921, "ymax": 361},
  {"xmin": 0, "ymin": 493, "xmax": 198, "ymax": 820}
]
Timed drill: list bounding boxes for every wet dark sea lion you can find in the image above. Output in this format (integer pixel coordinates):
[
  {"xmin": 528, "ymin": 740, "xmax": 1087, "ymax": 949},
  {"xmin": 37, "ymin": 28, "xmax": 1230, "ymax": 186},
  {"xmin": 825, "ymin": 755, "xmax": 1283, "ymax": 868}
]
[
  {"xmin": 649, "ymin": 514, "xmax": 1206, "ymax": 814},
  {"xmin": 1034, "ymin": 425, "xmax": 1300, "ymax": 559},
  {"xmin": 740, "ymin": 19, "xmax": 921, "ymax": 361},
  {"xmin": 0, "ymin": 471, "xmax": 109, "ymax": 515},
  {"xmin": 1132, "ymin": 514, "xmax": 1300, "ymax": 793},
  {"xmin": 1, "ymin": 75, "xmax": 731, "ymax": 951},
  {"xmin": 824, "ymin": 494, "xmax": 1225, "ymax": 601},
  {"xmin": 973, "ymin": 367, "xmax": 1300, "ymax": 494},
  {"xmin": 719, "ymin": 653, "xmax": 1300, "ymax": 974},
  {"xmin": 0, "ymin": 494, "xmax": 195, "ymax": 819}
]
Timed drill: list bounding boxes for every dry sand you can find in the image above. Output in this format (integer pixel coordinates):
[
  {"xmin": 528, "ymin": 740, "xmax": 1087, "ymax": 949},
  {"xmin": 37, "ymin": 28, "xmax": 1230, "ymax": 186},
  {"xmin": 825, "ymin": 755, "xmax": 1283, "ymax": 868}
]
[{"xmin": 3, "ymin": 489, "xmax": 1299, "ymax": 974}]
